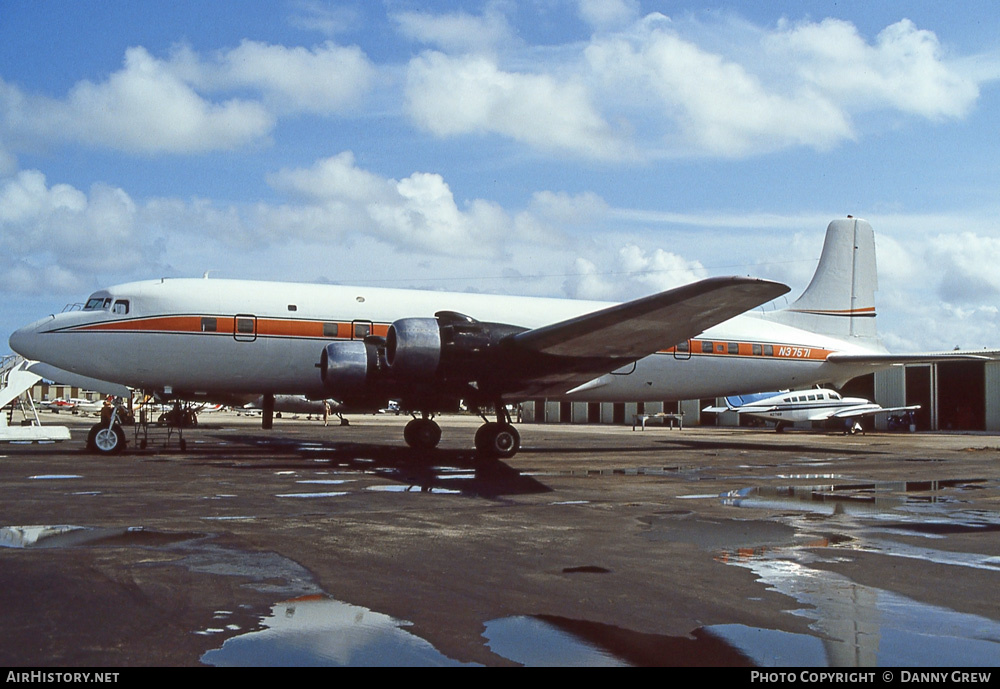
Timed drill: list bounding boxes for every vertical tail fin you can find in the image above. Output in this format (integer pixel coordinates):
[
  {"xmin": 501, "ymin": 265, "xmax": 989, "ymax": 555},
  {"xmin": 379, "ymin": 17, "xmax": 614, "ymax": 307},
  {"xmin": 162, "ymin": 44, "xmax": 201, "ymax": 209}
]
[{"xmin": 763, "ymin": 217, "xmax": 881, "ymax": 345}]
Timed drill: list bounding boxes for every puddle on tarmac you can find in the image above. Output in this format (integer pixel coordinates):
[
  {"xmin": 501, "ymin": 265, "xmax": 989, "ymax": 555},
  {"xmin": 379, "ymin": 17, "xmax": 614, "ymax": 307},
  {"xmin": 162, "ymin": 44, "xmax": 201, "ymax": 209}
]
[
  {"xmin": 562, "ymin": 466, "xmax": 685, "ymax": 477},
  {"xmin": 0, "ymin": 524, "xmax": 192, "ymax": 548},
  {"xmin": 721, "ymin": 479, "xmax": 992, "ymax": 521},
  {"xmin": 710, "ymin": 476, "xmax": 1000, "ymax": 664},
  {"xmin": 719, "ymin": 549, "xmax": 1000, "ymax": 666},
  {"xmin": 366, "ymin": 484, "xmax": 462, "ymax": 494},
  {"xmin": 203, "ymin": 600, "xmax": 761, "ymax": 667},
  {"xmin": 275, "ymin": 491, "xmax": 348, "ymax": 499},
  {"xmin": 296, "ymin": 479, "xmax": 352, "ymax": 485},
  {"xmin": 483, "ymin": 615, "xmax": 798, "ymax": 666},
  {"xmin": 202, "ymin": 595, "xmax": 477, "ymax": 667}
]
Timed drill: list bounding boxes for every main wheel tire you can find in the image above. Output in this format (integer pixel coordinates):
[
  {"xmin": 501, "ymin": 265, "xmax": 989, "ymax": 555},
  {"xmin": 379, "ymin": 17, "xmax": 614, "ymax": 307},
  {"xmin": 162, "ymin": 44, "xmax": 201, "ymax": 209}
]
[
  {"xmin": 476, "ymin": 423, "xmax": 520, "ymax": 459},
  {"xmin": 404, "ymin": 418, "xmax": 441, "ymax": 450},
  {"xmin": 87, "ymin": 423, "xmax": 126, "ymax": 455}
]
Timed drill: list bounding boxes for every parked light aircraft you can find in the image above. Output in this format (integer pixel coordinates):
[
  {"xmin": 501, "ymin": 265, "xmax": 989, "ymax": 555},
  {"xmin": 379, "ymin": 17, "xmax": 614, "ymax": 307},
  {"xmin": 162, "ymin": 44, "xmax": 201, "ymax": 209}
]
[
  {"xmin": 9, "ymin": 218, "xmax": 996, "ymax": 458},
  {"xmin": 703, "ymin": 389, "xmax": 920, "ymax": 432},
  {"xmin": 242, "ymin": 394, "xmax": 346, "ymax": 422}
]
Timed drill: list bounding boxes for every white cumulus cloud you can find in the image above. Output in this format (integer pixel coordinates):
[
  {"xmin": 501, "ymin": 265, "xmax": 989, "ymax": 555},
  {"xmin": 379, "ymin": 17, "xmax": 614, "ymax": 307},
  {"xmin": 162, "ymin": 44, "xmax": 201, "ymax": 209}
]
[
  {"xmin": 269, "ymin": 152, "xmax": 510, "ymax": 256},
  {"xmin": 767, "ymin": 18, "xmax": 980, "ymax": 120},
  {"xmin": 393, "ymin": 5, "xmax": 515, "ymax": 54},
  {"xmin": 405, "ymin": 51, "xmax": 630, "ymax": 159}
]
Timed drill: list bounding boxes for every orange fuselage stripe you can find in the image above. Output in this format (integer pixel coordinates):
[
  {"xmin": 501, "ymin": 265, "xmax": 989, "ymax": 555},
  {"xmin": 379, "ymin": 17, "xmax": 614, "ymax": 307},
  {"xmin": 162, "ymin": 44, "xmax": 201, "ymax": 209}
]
[{"xmin": 66, "ymin": 316, "xmax": 832, "ymax": 361}]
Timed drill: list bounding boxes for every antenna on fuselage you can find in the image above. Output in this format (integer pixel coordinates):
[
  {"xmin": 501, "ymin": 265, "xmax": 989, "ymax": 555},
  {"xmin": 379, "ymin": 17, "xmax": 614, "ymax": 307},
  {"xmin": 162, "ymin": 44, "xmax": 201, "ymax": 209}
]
[{"xmin": 203, "ymin": 271, "xmax": 213, "ymax": 279}]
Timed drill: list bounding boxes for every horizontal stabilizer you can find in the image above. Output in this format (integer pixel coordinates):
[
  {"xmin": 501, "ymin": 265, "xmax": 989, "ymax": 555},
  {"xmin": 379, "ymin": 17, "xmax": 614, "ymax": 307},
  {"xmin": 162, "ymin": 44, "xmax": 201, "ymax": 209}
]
[{"xmin": 827, "ymin": 350, "xmax": 1000, "ymax": 367}]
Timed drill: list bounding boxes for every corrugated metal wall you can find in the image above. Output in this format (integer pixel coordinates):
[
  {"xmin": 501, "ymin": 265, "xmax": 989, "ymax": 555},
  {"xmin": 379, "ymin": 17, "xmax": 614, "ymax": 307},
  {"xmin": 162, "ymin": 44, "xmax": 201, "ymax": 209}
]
[{"xmin": 984, "ymin": 362, "xmax": 1000, "ymax": 431}]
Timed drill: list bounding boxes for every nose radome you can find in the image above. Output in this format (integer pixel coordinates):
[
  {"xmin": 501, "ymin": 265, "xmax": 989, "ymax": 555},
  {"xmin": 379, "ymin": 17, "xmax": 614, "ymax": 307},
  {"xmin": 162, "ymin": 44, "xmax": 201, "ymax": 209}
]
[{"xmin": 8, "ymin": 316, "xmax": 51, "ymax": 360}]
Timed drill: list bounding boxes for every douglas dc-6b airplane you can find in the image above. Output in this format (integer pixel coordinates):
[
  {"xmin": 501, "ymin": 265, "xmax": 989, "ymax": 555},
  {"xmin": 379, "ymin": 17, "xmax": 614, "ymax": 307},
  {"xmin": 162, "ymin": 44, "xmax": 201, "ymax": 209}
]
[{"xmin": 9, "ymin": 218, "xmax": 995, "ymax": 458}]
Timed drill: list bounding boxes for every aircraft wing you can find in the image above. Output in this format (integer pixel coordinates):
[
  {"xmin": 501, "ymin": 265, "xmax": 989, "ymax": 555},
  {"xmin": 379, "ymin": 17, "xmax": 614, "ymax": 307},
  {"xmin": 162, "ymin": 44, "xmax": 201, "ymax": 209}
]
[
  {"xmin": 828, "ymin": 405, "xmax": 921, "ymax": 419},
  {"xmin": 827, "ymin": 351, "xmax": 1000, "ymax": 366},
  {"xmin": 702, "ymin": 404, "xmax": 778, "ymax": 414},
  {"xmin": 501, "ymin": 276, "xmax": 789, "ymax": 398}
]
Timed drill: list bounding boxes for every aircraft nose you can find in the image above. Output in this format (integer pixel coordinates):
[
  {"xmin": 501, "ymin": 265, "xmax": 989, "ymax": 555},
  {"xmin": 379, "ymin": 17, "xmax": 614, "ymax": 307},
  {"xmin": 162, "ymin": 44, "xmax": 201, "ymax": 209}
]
[{"xmin": 9, "ymin": 316, "xmax": 52, "ymax": 361}]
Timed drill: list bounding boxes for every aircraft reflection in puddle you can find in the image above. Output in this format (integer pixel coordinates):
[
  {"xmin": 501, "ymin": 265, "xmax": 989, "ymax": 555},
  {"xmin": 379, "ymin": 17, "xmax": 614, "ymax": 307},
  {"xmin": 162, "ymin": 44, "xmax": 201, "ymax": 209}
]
[
  {"xmin": 721, "ymin": 479, "xmax": 994, "ymax": 521},
  {"xmin": 202, "ymin": 595, "xmax": 765, "ymax": 666},
  {"xmin": 201, "ymin": 595, "xmax": 477, "ymax": 667},
  {"xmin": 718, "ymin": 549, "xmax": 1000, "ymax": 666},
  {"xmin": 1, "ymin": 524, "xmax": 141, "ymax": 548},
  {"xmin": 714, "ymin": 478, "xmax": 1000, "ymax": 665}
]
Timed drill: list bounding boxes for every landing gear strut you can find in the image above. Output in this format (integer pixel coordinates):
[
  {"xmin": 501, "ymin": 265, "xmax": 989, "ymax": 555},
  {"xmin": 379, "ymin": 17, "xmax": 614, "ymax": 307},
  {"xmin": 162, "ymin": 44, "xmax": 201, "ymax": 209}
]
[{"xmin": 475, "ymin": 404, "xmax": 520, "ymax": 459}]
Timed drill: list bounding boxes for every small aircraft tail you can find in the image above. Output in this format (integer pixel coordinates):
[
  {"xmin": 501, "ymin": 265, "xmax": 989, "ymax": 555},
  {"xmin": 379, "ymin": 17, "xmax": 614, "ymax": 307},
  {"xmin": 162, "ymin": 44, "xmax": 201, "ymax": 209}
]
[{"xmin": 762, "ymin": 217, "xmax": 882, "ymax": 346}]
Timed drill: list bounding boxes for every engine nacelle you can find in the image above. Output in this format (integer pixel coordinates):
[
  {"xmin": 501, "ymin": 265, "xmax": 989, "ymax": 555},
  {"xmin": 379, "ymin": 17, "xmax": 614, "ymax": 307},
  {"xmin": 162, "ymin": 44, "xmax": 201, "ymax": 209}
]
[
  {"xmin": 320, "ymin": 340, "xmax": 376, "ymax": 392},
  {"xmin": 385, "ymin": 318, "xmax": 441, "ymax": 379}
]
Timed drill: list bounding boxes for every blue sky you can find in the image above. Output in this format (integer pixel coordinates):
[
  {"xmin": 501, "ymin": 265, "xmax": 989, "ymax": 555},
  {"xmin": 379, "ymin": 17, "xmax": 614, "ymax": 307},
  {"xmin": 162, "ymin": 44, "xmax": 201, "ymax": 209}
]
[{"xmin": 3, "ymin": 0, "xmax": 1000, "ymax": 353}]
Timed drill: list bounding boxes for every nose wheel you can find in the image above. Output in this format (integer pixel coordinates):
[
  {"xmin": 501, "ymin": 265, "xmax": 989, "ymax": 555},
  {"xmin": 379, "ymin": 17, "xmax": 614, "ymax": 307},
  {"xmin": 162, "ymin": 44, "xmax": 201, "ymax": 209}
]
[{"xmin": 87, "ymin": 423, "xmax": 126, "ymax": 455}]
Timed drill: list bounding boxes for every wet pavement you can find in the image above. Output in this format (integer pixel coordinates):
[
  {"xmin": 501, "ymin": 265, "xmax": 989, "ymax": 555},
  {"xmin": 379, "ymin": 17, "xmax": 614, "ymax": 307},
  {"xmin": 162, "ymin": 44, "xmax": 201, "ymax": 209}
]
[{"xmin": 2, "ymin": 412, "xmax": 999, "ymax": 666}]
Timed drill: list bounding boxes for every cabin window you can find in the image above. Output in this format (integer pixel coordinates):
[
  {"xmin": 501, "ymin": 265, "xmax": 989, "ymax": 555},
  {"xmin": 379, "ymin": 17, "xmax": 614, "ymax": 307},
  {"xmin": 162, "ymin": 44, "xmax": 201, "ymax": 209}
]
[
  {"xmin": 201, "ymin": 317, "xmax": 217, "ymax": 332},
  {"xmin": 808, "ymin": 394, "xmax": 817, "ymax": 401},
  {"xmin": 236, "ymin": 318, "xmax": 254, "ymax": 334},
  {"xmin": 112, "ymin": 300, "xmax": 129, "ymax": 315},
  {"xmin": 323, "ymin": 322, "xmax": 338, "ymax": 337},
  {"xmin": 701, "ymin": 341, "xmax": 713, "ymax": 353},
  {"xmin": 752, "ymin": 344, "xmax": 762, "ymax": 355},
  {"xmin": 727, "ymin": 342, "xmax": 739, "ymax": 355},
  {"xmin": 783, "ymin": 398, "xmax": 791, "ymax": 403},
  {"xmin": 716, "ymin": 344, "xmax": 725, "ymax": 353},
  {"xmin": 763, "ymin": 345, "xmax": 774, "ymax": 356},
  {"xmin": 354, "ymin": 322, "xmax": 371, "ymax": 339},
  {"xmin": 675, "ymin": 341, "xmax": 689, "ymax": 352},
  {"xmin": 287, "ymin": 305, "xmax": 297, "ymax": 312}
]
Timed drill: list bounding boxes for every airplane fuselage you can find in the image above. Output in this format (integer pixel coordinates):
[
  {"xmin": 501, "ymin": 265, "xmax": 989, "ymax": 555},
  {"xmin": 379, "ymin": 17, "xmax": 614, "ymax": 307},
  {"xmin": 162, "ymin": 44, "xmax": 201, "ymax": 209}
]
[{"xmin": 10, "ymin": 277, "xmax": 879, "ymax": 405}]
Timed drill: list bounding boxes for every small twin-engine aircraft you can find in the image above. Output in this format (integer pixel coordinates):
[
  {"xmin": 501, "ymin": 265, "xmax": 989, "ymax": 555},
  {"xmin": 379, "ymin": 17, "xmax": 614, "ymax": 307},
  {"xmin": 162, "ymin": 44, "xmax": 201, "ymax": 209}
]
[
  {"xmin": 9, "ymin": 217, "xmax": 995, "ymax": 458},
  {"xmin": 703, "ymin": 389, "xmax": 921, "ymax": 433}
]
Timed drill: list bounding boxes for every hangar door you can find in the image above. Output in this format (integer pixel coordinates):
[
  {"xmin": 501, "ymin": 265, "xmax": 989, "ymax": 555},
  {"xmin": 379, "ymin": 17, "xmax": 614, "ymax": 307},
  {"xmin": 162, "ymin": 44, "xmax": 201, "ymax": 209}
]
[{"xmin": 936, "ymin": 361, "xmax": 984, "ymax": 431}]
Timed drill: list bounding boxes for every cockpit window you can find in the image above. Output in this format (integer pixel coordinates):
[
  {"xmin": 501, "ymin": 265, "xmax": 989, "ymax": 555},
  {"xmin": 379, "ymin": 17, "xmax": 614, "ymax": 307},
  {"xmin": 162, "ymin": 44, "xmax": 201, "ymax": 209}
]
[
  {"xmin": 112, "ymin": 300, "xmax": 129, "ymax": 315},
  {"xmin": 84, "ymin": 297, "xmax": 110, "ymax": 311}
]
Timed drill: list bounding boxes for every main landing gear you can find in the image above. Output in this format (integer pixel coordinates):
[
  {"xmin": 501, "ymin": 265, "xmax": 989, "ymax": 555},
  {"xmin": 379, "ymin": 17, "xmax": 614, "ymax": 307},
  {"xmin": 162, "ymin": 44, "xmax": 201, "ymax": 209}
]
[
  {"xmin": 474, "ymin": 406, "xmax": 520, "ymax": 459},
  {"xmin": 401, "ymin": 405, "xmax": 521, "ymax": 459},
  {"xmin": 403, "ymin": 415, "xmax": 442, "ymax": 450}
]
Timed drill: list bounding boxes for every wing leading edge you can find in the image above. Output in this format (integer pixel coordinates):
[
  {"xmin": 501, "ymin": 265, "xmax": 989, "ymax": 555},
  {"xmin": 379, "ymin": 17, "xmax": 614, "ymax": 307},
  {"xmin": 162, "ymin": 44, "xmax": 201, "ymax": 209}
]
[{"xmin": 498, "ymin": 276, "xmax": 789, "ymax": 398}]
